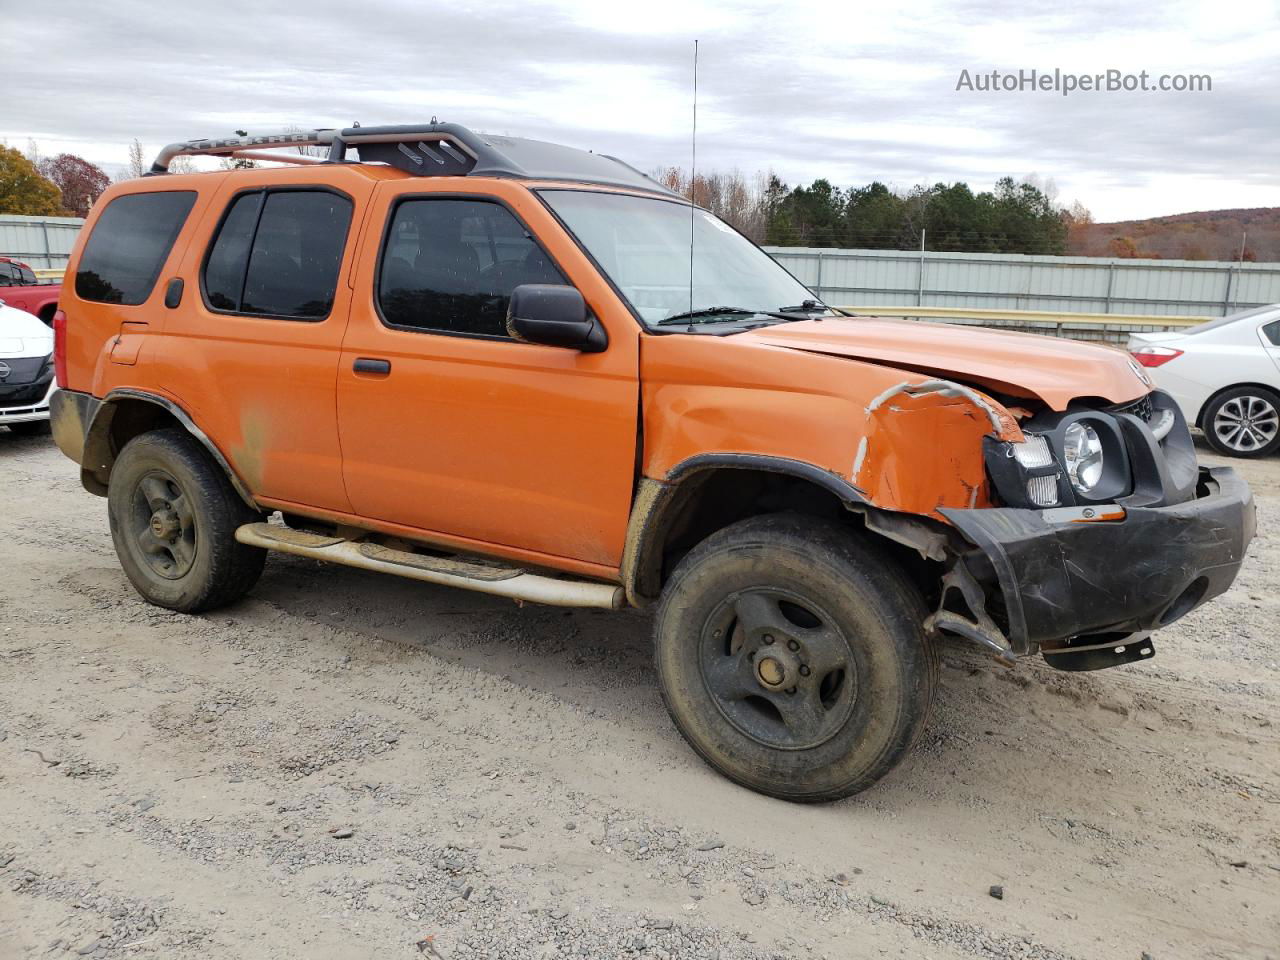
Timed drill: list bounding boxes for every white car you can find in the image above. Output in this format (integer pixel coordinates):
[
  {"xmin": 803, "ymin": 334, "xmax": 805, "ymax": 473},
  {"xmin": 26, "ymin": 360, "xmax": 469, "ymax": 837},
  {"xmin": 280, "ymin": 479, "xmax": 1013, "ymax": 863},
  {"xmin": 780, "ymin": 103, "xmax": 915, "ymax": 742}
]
[
  {"xmin": 0, "ymin": 299, "xmax": 55, "ymax": 436},
  {"xmin": 1129, "ymin": 304, "xmax": 1280, "ymax": 458}
]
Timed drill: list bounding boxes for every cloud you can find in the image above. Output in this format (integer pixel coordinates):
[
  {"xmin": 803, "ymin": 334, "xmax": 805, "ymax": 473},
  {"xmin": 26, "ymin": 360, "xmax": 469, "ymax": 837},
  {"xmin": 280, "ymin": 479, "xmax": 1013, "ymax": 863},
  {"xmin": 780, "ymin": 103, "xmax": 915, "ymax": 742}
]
[{"xmin": 2, "ymin": 0, "xmax": 1277, "ymax": 220}]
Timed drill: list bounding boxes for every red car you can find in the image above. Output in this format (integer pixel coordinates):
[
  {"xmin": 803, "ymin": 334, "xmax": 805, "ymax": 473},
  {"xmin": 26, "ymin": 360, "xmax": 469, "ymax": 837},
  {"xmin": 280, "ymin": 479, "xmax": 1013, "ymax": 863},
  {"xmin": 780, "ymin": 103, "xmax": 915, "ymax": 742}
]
[{"xmin": 0, "ymin": 258, "xmax": 60, "ymax": 324}]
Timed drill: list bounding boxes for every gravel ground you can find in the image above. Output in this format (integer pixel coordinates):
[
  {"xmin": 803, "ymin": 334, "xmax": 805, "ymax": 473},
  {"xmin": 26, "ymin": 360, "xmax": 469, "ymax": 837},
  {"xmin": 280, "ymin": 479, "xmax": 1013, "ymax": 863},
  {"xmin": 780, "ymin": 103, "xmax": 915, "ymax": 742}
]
[{"xmin": 1, "ymin": 431, "xmax": 1277, "ymax": 960}]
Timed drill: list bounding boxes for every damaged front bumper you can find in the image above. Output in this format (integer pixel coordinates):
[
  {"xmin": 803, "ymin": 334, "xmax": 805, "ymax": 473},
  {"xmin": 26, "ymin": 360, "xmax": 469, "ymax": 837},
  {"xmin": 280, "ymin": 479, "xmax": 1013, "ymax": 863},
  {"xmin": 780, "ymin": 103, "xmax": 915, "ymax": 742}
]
[{"xmin": 938, "ymin": 466, "xmax": 1255, "ymax": 671}]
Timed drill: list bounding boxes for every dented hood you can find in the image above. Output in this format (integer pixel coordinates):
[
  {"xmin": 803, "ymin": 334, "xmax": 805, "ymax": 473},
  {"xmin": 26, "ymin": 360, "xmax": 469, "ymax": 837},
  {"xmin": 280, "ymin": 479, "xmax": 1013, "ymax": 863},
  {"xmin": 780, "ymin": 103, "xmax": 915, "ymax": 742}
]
[{"xmin": 744, "ymin": 317, "xmax": 1151, "ymax": 410}]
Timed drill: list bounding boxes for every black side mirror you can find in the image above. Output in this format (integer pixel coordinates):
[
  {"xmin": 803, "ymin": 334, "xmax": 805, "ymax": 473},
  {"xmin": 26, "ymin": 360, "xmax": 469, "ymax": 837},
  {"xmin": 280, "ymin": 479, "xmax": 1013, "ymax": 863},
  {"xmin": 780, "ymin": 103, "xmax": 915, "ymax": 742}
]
[{"xmin": 506, "ymin": 284, "xmax": 607, "ymax": 353}]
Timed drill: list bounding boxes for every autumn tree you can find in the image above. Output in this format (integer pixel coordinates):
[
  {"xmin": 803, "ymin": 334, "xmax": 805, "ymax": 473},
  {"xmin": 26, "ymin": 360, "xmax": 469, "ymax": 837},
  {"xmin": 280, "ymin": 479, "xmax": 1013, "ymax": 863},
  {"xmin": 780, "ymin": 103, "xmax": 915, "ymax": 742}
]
[
  {"xmin": 0, "ymin": 144, "xmax": 64, "ymax": 216},
  {"xmin": 1107, "ymin": 236, "xmax": 1139, "ymax": 258},
  {"xmin": 38, "ymin": 153, "xmax": 110, "ymax": 217}
]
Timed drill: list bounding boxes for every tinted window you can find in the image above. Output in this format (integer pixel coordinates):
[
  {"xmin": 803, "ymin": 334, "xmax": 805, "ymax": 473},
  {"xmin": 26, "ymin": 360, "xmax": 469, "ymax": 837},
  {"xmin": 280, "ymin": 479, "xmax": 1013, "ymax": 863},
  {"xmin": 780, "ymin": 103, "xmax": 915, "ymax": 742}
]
[
  {"xmin": 18, "ymin": 265, "xmax": 37, "ymax": 284},
  {"xmin": 202, "ymin": 190, "xmax": 352, "ymax": 320},
  {"xmin": 1264, "ymin": 320, "xmax": 1280, "ymax": 347},
  {"xmin": 378, "ymin": 199, "xmax": 565, "ymax": 337},
  {"xmin": 204, "ymin": 192, "xmax": 263, "ymax": 311},
  {"xmin": 0, "ymin": 263, "xmax": 14, "ymax": 284},
  {"xmin": 75, "ymin": 192, "xmax": 196, "ymax": 305}
]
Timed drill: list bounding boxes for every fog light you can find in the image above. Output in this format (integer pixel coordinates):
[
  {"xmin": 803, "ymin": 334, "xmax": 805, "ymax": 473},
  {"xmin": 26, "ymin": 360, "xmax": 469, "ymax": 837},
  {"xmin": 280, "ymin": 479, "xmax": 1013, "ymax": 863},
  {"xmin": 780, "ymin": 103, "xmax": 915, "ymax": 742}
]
[{"xmin": 1026, "ymin": 474, "xmax": 1059, "ymax": 507}]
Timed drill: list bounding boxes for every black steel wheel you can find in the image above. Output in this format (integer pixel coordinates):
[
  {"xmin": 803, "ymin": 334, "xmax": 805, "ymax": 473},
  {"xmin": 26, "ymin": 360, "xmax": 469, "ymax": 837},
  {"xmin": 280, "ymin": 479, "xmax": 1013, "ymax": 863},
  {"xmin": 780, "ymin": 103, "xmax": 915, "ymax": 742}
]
[
  {"xmin": 108, "ymin": 428, "xmax": 265, "ymax": 612},
  {"xmin": 699, "ymin": 587, "xmax": 857, "ymax": 751},
  {"xmin": 126, "ymin": 468, "xmax": 198, "ymax": 580},
  {"xmin": 655, "ymin": 513, "xmax": 937, "ymax": 802}
]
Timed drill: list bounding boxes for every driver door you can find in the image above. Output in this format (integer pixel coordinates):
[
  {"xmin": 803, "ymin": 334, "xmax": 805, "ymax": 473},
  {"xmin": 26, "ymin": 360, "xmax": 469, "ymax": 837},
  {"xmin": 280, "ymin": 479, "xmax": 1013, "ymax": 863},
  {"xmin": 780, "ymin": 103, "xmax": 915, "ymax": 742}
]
[{"xmin": 335, "ymin": 180, "xmax": 640, "ymax": 573}]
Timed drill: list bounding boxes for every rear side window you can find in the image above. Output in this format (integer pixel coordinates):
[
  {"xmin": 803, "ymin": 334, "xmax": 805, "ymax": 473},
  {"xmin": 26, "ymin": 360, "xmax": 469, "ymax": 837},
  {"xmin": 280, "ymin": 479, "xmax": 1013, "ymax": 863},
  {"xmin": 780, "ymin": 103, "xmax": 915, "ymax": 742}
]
[
  {"xmin": 202, "ymin": 189, "xmax": 353, "ymax": 320},
  {"xmin": 75, "ymin": 192, "xmax": 196, "ymax": 305},
  {"xmin": 378, "ymin": 198, "xmax": 565, "ymax": 338},
  {"xmin": 1264, "ymin": 320, "xmax": 1280, "ymax": 347}
]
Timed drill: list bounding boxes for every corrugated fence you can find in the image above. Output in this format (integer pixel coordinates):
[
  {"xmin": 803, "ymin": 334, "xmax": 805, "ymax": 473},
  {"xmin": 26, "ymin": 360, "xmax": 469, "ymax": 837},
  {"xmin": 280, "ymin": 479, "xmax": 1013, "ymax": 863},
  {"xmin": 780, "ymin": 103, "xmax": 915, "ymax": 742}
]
[
  {"xmin": 765, "ymin": 246, "xmax": 1280, "ymax": 316},
  {"xmin": 0, "ymin": 215, "xmax": 84, "ymax": 270}
]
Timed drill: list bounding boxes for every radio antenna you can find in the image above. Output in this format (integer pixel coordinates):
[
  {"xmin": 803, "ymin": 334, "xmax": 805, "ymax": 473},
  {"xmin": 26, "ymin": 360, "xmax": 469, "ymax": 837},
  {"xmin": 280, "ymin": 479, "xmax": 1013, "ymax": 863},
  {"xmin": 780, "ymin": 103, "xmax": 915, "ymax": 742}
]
[{"xmin": 688, "ymin": 39, "xmax": 698, "ymax": 318}]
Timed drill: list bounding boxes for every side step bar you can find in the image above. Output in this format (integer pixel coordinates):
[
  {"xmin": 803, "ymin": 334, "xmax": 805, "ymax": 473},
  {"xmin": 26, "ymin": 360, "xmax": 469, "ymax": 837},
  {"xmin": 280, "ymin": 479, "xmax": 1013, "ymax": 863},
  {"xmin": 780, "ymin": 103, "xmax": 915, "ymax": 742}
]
[{"xmin": 235, "ymin": 523, "xmax": 625, "ymax": 610}]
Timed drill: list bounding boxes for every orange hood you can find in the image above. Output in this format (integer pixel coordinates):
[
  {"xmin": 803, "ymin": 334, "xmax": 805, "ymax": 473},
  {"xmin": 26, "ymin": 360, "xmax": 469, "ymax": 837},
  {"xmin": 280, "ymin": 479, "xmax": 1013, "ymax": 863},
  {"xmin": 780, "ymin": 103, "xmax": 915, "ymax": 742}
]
[{"xmin": 744, "ymin": 317, "xmax": 1152, "ymax": 410}]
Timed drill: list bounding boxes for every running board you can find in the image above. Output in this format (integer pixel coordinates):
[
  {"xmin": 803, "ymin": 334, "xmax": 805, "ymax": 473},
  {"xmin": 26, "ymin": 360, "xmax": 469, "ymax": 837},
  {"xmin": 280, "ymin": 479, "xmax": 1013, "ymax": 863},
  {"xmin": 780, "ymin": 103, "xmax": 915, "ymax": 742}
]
[{"xmin": 235, "ymin": 523, "xmax": 625, "ymax": 610}]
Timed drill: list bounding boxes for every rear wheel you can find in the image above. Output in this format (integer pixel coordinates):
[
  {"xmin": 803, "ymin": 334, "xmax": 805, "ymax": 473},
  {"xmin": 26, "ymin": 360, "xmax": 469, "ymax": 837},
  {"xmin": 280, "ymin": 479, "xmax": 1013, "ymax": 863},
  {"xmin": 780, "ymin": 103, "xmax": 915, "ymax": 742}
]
[
  {"xmin": 108, "ymin": 429, "xmax": 265, "ymax": 612},
  {"xmin": 6, "ymin": 420, "xmax": 51, "ymax": 437},
  {"xmin": 1203, "ymin": 386, "xmax": 1280, "ymax": 458},
  {"xmin": 654, "ymin": 513, "xmax": 937, "ymax": 802}
]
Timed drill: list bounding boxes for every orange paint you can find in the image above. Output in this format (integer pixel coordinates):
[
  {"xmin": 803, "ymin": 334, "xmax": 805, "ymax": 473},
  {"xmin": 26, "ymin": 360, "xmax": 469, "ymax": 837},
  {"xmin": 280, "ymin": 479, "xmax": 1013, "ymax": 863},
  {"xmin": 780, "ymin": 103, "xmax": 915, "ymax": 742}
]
[{"xmin": 58, "ymin": 162, "xmax": 1155, "ymax": 574}]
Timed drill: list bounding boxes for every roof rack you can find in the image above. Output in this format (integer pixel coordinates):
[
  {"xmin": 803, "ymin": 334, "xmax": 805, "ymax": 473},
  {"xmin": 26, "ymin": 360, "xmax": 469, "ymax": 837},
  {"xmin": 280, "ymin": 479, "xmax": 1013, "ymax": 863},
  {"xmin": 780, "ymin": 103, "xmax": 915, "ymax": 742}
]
[{"xmin": 149, "ymin": 122, "xmax": 677, "ymax": 196}]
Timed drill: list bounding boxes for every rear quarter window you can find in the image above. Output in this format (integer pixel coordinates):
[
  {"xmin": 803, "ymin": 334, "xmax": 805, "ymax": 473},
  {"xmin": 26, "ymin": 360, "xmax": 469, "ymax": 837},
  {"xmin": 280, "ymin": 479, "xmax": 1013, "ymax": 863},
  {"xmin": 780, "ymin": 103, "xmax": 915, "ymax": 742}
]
[
  {"xmin": 75, "ymin": 191, "xmax": 197, "ymax": 305},
  {"xmin": 201, "ymin": 189, "xmax": 353, "ymax": 321}
]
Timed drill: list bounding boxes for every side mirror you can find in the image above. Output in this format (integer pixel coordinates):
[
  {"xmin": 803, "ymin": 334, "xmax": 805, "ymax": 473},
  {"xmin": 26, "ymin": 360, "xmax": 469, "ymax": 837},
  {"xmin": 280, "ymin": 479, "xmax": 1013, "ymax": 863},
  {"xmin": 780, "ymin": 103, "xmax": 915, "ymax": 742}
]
[{"xmin": 506, "ymin": 284, "xmax": 607, "ymax": 353}]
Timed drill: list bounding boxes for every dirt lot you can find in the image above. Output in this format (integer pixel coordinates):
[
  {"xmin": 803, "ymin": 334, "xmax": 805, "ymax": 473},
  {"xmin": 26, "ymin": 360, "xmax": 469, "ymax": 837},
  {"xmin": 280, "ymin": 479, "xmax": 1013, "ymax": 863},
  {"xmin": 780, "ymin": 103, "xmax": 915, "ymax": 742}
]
[{"xmin": 1, "ymin": 433, "xmax": 1276, "ymax": 960}]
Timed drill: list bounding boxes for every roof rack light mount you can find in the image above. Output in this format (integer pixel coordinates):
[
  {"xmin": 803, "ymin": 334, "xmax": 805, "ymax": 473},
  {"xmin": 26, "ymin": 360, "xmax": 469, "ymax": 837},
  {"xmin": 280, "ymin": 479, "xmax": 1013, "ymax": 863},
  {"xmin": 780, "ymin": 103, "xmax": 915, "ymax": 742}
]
[
  {"xmin": 150, "ymin": 123, "xmax": 500, "ymax": 177},
  {"xmin": 147, "ymin": 122, "xmax": 678, "ymax": 196}
]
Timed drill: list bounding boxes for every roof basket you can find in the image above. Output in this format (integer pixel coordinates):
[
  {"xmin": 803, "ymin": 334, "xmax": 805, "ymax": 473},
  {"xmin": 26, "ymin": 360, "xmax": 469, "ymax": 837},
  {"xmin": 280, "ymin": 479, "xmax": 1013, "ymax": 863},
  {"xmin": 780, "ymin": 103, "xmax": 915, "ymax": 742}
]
[{"xmin": 148, "ymin": 122, "xmax": 678, "ymax": 197}]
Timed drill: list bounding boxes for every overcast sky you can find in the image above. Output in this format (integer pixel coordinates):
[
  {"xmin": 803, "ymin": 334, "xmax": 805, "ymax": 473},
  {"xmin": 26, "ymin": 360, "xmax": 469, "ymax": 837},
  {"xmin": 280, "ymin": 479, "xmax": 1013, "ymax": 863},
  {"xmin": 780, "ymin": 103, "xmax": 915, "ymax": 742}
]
[{"xmin": 3, "ymin": 0, "xmax": 1277, "ymax": 222}]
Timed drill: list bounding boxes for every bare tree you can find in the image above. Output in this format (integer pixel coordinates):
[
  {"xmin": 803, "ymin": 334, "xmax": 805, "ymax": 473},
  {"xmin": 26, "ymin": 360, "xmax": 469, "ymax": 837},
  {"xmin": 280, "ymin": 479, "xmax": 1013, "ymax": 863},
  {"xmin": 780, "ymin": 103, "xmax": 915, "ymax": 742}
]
[
  {"xmin": 284, "ymin": 124, "xmax": 329, "ymax": 159},
  {"xmin": 652, "ymin": 166, "xmax": 774, "ymax": 243},
  {"xmin": 126, "ymin": 139, "xmax": 146, "ymax": 179}
]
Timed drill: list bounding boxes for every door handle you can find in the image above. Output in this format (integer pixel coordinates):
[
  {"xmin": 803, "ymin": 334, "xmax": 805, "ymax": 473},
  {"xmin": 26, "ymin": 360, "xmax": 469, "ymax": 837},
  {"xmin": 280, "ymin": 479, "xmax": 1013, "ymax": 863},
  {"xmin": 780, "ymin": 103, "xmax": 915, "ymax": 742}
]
[{"xmin": 353, "ymin": 357, "xmax": 391, "ymax": 375}]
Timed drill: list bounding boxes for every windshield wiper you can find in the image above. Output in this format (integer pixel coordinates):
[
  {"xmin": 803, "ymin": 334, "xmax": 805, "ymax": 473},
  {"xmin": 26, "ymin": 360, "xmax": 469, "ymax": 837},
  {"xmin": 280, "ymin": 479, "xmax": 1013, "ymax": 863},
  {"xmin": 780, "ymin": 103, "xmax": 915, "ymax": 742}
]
[
  {"xmin": 657, "ymin": 306, "xmax": 757, "ymax": 325},
  {"xmin": 777, "ymin": 299, "xmax": 827, "ymax": 314}
]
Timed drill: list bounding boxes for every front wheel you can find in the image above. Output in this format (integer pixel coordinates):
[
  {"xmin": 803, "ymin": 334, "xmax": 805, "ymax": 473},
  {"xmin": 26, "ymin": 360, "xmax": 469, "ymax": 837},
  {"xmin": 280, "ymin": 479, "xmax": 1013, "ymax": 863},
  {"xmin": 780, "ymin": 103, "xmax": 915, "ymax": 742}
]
[
  {"xmin": 654, "ymin": 513, "xmax": 937, "ymax": 802},
  {"xmin": 1203, "ymin": 387, "xmax": 1280, "ymax": 458},
  {"xmin": 107, "ymin": 428, "xmax": 265, "ymax": 612}
]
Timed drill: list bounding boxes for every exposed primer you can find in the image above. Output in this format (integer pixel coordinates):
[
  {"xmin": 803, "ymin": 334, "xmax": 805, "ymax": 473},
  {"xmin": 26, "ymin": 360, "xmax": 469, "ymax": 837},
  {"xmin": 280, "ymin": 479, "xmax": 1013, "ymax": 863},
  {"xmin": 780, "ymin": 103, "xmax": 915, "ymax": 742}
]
[
  {"xmin": 851, "ymin": 436, "xmax": 869, "ymax": 482},
  {"xmin": 865, "ymin": 378, "xmax": 1016, "ymax": 437}
]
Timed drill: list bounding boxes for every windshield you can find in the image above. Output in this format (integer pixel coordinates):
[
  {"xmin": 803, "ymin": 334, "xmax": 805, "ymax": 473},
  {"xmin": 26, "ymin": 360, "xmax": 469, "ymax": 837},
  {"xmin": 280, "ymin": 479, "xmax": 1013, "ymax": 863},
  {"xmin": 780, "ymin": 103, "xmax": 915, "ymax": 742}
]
[{"xmin": 539, "ymin": 189, "xmax": 827, "ymax": 327}]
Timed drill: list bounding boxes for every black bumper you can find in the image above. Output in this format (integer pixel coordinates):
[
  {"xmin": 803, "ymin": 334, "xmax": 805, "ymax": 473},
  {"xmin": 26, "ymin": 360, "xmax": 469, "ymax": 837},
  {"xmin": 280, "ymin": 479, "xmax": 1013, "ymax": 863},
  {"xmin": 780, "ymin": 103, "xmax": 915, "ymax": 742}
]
[
  {"xmin": 941, "ymin": 466, "xmax": 1256, "ymax": 659},
  {"xmin": 0, "ymin": 370, "xmax": 54, "ymax": 409}
]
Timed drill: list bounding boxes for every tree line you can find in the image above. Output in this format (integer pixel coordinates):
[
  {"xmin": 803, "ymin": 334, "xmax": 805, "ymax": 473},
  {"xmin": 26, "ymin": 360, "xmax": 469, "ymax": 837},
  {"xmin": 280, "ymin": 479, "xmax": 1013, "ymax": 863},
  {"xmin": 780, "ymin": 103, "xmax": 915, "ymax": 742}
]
[
  {"xmin": 4, "ymin": 137, "xmax": 1080, "ymax": 258},
  {"xmin": 656, "ymin": 167, "xmax": 1086, "ymax": 255},
  {"xmin": 0, "ymin": 139, "xmax": 203, "ymax": 219}
]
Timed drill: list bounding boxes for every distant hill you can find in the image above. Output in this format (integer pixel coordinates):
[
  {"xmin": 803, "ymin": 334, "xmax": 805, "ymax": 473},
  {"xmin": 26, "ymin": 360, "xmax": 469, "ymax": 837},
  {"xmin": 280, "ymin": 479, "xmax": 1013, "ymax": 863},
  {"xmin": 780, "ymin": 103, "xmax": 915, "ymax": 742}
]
[{"xmin": 1068, "ymin": 208, "xmax": 1280, "ymax": 262}]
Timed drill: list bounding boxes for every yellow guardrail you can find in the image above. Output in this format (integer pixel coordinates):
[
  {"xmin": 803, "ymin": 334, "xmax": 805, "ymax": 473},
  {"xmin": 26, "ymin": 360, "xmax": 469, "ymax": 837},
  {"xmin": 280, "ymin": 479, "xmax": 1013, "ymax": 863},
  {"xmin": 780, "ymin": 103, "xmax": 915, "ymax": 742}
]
[
  {"xmin": 838, "ymin": 305, "xmax": 1210, "ymax": 328},
  {"xmin": 33, "ymin": 268, "xmax": 65, "ymax": 283}
]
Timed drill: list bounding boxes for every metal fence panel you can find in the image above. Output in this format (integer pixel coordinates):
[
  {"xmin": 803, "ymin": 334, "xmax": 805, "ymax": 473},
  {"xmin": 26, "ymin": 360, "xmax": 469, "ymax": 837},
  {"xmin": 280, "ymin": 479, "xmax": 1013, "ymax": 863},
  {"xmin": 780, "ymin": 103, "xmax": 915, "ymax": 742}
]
[
  {"xmin": 0, "ymin": 215, "xmax": 85, "ymax": 270},
  {"xmin": 766, "ymin": 246, "xmax": 1280, "ymax": 319}
]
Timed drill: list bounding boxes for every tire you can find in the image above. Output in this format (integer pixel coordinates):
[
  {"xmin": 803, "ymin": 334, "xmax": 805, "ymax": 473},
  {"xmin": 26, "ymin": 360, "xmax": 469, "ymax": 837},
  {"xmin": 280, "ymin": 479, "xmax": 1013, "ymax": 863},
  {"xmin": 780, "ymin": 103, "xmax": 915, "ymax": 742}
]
[
  {"xmin": 654, "ymin": 513, "xmax": 937, "ymax": 802},
  {"xmin": 107, "ymin": 428, "xmax": 265, "ymax": 612},
  {"xmin": 1202, "ymin": 386, "xmax": 1280, "ymax": 458},
  {"xmin": 6, "ymin": 420, "xmax": 51, "ymax": 437}
]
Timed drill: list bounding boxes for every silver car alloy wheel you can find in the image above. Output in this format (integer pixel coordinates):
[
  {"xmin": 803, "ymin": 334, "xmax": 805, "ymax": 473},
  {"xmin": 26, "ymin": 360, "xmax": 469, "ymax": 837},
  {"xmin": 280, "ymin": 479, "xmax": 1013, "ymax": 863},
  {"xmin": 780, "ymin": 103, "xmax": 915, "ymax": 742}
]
[{"xmin": 1213, "ymin": 394, "xmax": 1280, "ymax": 452}]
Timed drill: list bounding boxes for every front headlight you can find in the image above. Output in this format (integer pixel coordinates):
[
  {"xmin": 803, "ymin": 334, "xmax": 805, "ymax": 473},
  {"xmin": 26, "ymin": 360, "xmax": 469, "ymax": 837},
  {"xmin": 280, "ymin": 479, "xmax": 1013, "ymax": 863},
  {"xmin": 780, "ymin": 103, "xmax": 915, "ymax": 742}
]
[{"xmin": 1063, "ymin": 422, "xmax": 1104, "ymax": 494}]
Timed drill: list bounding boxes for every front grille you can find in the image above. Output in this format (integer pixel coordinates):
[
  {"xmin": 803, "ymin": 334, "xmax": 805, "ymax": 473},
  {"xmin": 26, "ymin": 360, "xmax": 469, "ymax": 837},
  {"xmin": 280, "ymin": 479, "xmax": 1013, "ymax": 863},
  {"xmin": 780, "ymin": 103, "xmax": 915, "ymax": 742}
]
[
  {"xmin": 1111, "ymin": 394, "xmax": 1154, "ymax": 423},
  {"xmin": 0, "ymin": 355, "xmax": 50, "ymax": 386}
]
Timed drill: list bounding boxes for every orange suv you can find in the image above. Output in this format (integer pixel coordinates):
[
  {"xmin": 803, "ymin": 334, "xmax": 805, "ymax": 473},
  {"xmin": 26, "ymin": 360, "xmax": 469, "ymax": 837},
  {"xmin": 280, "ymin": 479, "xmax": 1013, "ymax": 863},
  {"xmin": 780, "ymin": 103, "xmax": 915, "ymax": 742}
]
[{"xmin": 50, "ymin": 124, "xmax": 1256, "ymax": 800}]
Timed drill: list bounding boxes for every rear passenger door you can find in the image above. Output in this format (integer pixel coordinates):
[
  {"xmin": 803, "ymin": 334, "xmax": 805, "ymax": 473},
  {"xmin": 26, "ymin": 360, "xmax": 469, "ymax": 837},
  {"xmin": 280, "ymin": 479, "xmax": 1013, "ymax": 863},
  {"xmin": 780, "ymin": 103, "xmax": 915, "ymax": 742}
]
[
  {"xmin": 335, "ymin": 181, "xmax": 640, "ymax": 571},
  {"xmin": 158, "ymin": 171, "xmax": 374, "ymax": 512}
]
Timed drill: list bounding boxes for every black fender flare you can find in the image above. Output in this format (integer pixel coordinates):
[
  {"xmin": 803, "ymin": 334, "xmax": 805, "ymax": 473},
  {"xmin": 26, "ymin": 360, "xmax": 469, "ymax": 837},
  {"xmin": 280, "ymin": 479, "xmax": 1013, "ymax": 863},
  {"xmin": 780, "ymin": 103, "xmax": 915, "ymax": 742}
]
[
  {"xmin": 59, "ymin": 387, "xmax": 257, "ymax": 509},
  {"xmin": 621, "ymin": 453, "xmax": 956, "ymax": 607}
]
